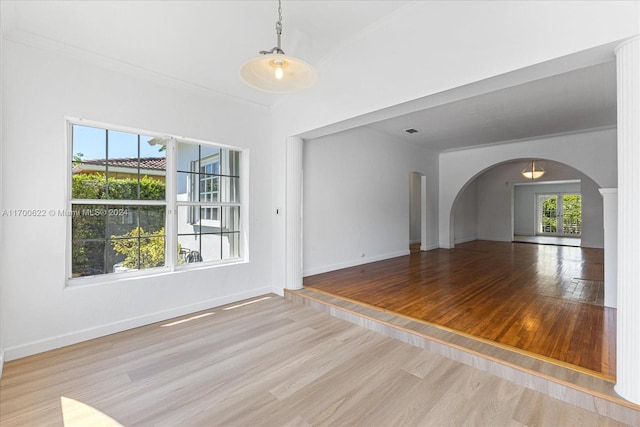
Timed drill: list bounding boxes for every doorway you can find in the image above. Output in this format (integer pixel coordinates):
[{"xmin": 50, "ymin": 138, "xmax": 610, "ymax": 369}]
[
  {"xmin": 537, "ymin": 193, "xmax": 582, "ymax": 237},
  {"xmin": 409, "ymin": 172, "xmax": 423, "ymax": 253}
]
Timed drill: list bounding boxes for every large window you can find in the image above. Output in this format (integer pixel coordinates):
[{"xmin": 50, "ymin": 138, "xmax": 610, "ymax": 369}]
[{"xmin": 69, "ymin": 121, "xmax": 243, "ymax": 282}]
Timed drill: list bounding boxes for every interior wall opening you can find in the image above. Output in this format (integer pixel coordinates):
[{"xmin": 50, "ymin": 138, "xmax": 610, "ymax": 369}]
[{"xmin": 409, "ymin": 172, "xmax": 423, "ymax": 253}]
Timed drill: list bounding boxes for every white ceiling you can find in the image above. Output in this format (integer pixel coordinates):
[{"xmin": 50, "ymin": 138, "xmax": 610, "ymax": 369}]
[
  {"xmin": 367, "ymin": 61, "xmax": 617, "ymax": 152},
  {"xmin": 2, "ymin": 1, "xmax": 617, "ymax": 152},
  {"xmin": 1, "ymin": 0, "xmax": 410, "ymax": 107}
]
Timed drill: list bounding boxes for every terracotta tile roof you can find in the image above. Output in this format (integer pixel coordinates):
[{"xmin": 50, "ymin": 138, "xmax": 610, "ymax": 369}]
[{"xmin": 81, "ymin": 157, "xmax": 166, "ymax": 170}]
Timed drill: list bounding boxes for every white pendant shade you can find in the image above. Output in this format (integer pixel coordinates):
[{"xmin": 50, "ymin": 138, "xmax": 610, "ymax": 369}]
[
  {"xmin": 240, "ymin": 54, "xmax": 317, "ymax": 93},
  {"xmin": 522, "ymin": 160, "xmax": 545, "ymax": 180}
]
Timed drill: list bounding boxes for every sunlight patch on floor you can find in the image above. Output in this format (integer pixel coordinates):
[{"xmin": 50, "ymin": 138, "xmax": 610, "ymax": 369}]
[
  {"xmin": 61, "ymin": 396, "xmax": 123, "ymax": 427},
  {"xmin": 161, "ymin": 312, "xmax": 215, "ymax": 327},
  {"xmin": 222, "ymin": 296, "xmax": 272, "ymax": 311}
]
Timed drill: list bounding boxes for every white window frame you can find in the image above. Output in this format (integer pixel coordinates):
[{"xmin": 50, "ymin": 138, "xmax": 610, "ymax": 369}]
[
  {"xmin": 65, "ymin": 118, "xmax": 247, "ymax": 286},
  {"xmin": 189, "ymin": 154, "xmax": 221, "ymax": 228},
  {"xmin": 176, "ymin": 142, "xmax": 242, "ymax": 266}
]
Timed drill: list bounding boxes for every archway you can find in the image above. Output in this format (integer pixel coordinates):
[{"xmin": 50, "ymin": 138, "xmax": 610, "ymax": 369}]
[
  {"xmin": 438, "ymin": 128, "xmax": 616, "ymax": 248},
  {"xmin": 450, "ymin": 158, "xmax": 603, "ymax": 249}
]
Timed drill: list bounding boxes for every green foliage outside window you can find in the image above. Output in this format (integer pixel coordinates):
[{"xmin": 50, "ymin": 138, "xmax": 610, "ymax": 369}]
[
  {"xmin": 111, "ymin": 227, "xmax": 166, "ymax": 269},
  {"xmin": 541, "ymin": 194, "xmax": 581, "ymax": 234},
  {"xmin": 561, "ymin": 194, "xmax": 581, "ymax": 234},
  {"xmin": 71, "ymin": 173, "xmax": 167, "ymax": 276},
  {"xmin": 72, "ymin": 173, "xmax": 165, "ymax": 200},
  {"xmin": 541, "ymin": 197, "xmax": 557, "ymax": 232}
]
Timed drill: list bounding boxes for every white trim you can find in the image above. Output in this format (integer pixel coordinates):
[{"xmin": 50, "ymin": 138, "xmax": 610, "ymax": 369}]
[
  {"xmin": 240, "ymin": 149, "xmax": 250, "ymax": 262},
  {"xmin": 165, "ymin": 138, "xmax": 178, "ymax": 270},
  {"xmin": 65, "ymin": 117, "xmax": 244, "ymax": 152},
  {"xmin": 454, "ymin": 236, "xmax": 477, "ymax": 245},
  {"xmin": 71, "ymin": 199, "xmax": 166, "ymax": 206},
  {"xmin": 178, "ymin": 201, "xmax": 241, "ymax": 207},
  {"xmin": 441, "ymin": 125, "xmax": 617, "ymax": 154},
  {"xmin": 513, "ymin": 179, "xmax": 581, "ymax": 187},
  {"xmin": 615, "ymin": 35, "xmax": 640, "ymax": 54},
  {"xmin": 3, "ymin": 287, "xmax": 271, "ymax": 361},
  {"xmin": 421, "ymin": 243, "xmax": 439, "ymax": 251},
  {"xmin": 0, "ymin": 6, "xmax": 4, "ymax": 374},
  {"xmin": 65, "ymin": 120, "xmax": 74, "ymax": 285},
  {"xmin": 303, "ymin": 250, "xmax": 410, "ymax": 277}
]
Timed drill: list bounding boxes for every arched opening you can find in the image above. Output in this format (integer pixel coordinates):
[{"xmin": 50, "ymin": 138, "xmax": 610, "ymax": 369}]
[{"xmin": 450, "ymin": 159, "xmax": 603, "ymax": 249}]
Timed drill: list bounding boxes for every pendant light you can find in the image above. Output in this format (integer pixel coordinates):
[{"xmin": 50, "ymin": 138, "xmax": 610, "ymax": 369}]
[
  {"xmin": 522, "ymin": 160, "xmax": 545, "ymax": 180},
  {"xmin": 240, "ymin": 0, "xmax": 317, "ymax": 93}
]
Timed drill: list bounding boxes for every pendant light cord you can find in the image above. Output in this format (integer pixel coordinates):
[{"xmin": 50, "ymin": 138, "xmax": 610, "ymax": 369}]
[{"xmin": 260, "ymin": 0, "xmax": 286, "ymax": 55}]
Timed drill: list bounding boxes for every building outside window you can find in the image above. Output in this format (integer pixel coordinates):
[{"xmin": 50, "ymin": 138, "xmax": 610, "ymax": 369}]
[
  {"xmin": 188, "ymin": 154, "xmax": 220, "ymax": 224},
  {"xmin": 177, "ymin": 142, "xmax": 241, "ymax": 264},
  {"xmin": 68, "ymin": 121, "xmax": 243, "ymax": 282}
]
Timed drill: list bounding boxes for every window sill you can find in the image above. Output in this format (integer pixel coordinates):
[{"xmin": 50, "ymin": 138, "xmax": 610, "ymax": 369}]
[{"xmin": 65, "ymin": 258, "xmax": 247, "ymax": 289}]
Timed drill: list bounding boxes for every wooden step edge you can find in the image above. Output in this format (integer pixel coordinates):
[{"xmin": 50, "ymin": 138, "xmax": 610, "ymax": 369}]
[
  {"xmin": 285, "ymin": 288, "xmax": 640, "ymax": 414},
  {"xmin": 299, "ymin": 286, "xmax": 614, "ymax": 382}
]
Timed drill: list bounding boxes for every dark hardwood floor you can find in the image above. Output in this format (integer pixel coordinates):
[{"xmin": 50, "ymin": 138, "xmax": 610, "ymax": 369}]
[{"xmin": 304, "ymin": 240, "xmax": 615, "ymax": 378}]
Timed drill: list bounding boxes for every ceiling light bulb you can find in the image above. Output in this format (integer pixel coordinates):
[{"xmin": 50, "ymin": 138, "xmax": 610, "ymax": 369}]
[
  {"xmin": 522, "ymin": 160, "xmax": 545, "ymax": 180},
  {"xmin": 274, "ymin": 61, "xmax": 284, "ymax": 80},
  {"xmin": 239, "ymin": 0, "xmax": 316, "ymax": 93}
]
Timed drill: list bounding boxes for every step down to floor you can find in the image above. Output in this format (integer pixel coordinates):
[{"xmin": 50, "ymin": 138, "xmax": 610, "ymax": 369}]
[{"xmin": 285, "ymin": 287, "xmax": 640, "ymax": 426}]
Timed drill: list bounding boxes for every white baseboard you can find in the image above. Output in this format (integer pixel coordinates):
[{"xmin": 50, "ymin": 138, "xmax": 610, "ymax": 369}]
[
  {"xmin": 271, "ymin": 286, "xmax": 285, "ymax": 297},
  {"xmin": 0, "ymin": 348, "xmax": 4, "ymax": 379},
  {"xmin": 4, "ymin": 287, "xmax": 272, "ymax": 361},
  {"xmin": 303, "ymin": 250, "xmax": 410, "ymax": 277},
  {"xmin": 476, "ymin": 235, "xmax": 512, "ymax": 243},
  {"xmin": 421, "ymin": 243, "xmax": 439, "ymax": 251},
  {"xmin": 454, "ymin": 236, "xmax": 478, "ymax": 244}
]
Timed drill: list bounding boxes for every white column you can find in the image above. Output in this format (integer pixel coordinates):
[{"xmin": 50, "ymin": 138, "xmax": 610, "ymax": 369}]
[
  {"xmin": 614, "ymin": 35, "xmax": 640, "ymax": 405},
  {"xmin": 285, "ymin": 137, "xmax": 304, "ymax": 290},
  {"xmin": 599, "ymin": 188, "xmax": 617, "ymax": 308}
]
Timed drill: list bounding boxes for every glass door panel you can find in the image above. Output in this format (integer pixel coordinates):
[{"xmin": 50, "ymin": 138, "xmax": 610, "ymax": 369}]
[
  {"xmin": 561, "ymin": 194, "xmax": 581, "ymax": 236},
  {"xmin": 537, "ymin": 194, "xmax": 557, "ymax": 235},
  {"xmin": 537, "ymin": 193, "xmax": 581, "ymax": 237}
]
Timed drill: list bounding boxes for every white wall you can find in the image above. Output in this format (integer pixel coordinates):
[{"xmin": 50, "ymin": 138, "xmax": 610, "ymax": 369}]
[
  {"xmin": 303, "ymin": 128, "xmax": 436, "ymax": 276},
  {"xmin": 0, "ymin": 9, "xmax": 4, "ymax": 374},
  {"xmin": 514, "ymin": 181, "xmax": 581, "ymax": 236},
  {"xmin": 271, "ymin": 1, "xmax": 639, "ymax": 289},
  {"xmin": 453, "ymin": 180, "xmax": 478, "ymax": 244},
  {"xmin": 580, "ymin": 176, "xmax": 606, "ymax": 249},
  {"xmin": 0, "ymin": 41, "xmax": 272, "ymax": 360},
  {"xmin": 440, "ymin": 129, "xmax": 616, "ymax": 248}
]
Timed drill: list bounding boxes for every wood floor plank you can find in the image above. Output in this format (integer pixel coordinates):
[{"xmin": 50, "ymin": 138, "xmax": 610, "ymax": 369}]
[
  {"xmin": 0, "ymin": 295, "xmax": 630, "ymax": 426},
  {"xmin": 304, "ymin": 240, "xmax": 614, "ymax": 377}
]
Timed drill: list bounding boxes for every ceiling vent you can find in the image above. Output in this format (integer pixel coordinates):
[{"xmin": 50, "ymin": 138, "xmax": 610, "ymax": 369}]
[{"xmin": 404, "ymin": 128, "xmax": 418, "ymax": 134}]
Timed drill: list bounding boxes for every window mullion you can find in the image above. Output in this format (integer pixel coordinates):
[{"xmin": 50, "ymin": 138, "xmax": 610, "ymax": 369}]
[
  {"xmin": 165, "ymin": 137, "xmax": 178, "ymax": 271},
  {"xmin": 71, "ymin": 199, "xmax": 166, "ymax": 206}
]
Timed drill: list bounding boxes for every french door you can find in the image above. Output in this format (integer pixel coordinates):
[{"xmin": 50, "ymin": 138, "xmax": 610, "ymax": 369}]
[{"xmin": 537, "ymin": 193, "xmax": 581, "ymax": 237}]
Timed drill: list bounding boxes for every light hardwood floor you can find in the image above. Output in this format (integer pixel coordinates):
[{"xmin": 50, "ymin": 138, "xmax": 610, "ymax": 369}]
[
  {"xmin": 305, "ymin": 240, "xmax": 613, "ymax": 377},
  {"xmin": 0, "ymin": 295, "xmax": 627, "ymax": 426}
]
